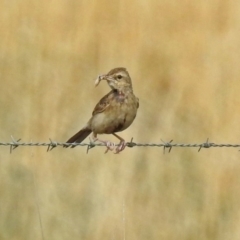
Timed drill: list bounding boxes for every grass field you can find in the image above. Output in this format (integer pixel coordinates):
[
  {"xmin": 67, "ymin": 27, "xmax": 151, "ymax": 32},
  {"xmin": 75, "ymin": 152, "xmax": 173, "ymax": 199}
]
[{"xmin": 1, "ymin": 1, "xmax": 240, "ymax": 239}]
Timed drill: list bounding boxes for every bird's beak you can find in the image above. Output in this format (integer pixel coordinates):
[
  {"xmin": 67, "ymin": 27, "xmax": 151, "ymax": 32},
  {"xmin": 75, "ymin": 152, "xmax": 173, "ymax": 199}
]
[
  {"xmin": 105, "ymin": 76, "xmax": 114, "ymax": 82},
  {"xmin": 95, "ymin": 75, "xmax": 114, "ymax": 87}
]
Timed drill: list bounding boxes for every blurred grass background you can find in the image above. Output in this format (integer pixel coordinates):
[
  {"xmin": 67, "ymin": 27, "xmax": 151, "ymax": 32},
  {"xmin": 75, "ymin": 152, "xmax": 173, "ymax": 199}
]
[{"xmin": 1, "ymin": 0, "xmax": 240, "ymax": 239}]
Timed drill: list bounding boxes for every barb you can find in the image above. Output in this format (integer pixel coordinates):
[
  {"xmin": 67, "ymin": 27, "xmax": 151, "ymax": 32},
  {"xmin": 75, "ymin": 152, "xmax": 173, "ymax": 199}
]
[
  {"xmin": 1, "ymin": 136, "xmax": 240, "ymax": 153},
  {"xmin": 161, "ymin": 139, "xmax": 173, "ymax": 154}
]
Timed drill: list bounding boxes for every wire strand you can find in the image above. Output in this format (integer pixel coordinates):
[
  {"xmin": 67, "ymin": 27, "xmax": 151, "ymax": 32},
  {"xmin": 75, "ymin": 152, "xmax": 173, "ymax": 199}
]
[{"xmin": 2, "ymin": 136, "xmax": 240, "ymax": 153}]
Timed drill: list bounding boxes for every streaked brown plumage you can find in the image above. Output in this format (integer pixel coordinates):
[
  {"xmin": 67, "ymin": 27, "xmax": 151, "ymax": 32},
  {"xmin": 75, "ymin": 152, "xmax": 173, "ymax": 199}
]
[{"xmin": 64, "ymin": 67, "xmax": 139, "ymax": 153}]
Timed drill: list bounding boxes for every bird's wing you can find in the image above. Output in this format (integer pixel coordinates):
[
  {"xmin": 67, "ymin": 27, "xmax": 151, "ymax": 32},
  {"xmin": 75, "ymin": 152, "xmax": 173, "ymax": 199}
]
[{"xmin": 92, "ymin": 90, "xmax": 115, "ymax": 116}]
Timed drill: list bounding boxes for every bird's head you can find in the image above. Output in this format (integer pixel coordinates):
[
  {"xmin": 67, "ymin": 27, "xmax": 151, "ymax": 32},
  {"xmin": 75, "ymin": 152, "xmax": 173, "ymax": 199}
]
[{"xmin": 95, "ymin": 68, "xmax": 132, "ymax": 91}]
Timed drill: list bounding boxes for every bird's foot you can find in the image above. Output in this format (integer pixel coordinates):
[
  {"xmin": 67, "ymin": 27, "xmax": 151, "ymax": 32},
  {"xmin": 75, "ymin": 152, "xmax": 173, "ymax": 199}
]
[
  {"xmin": 104, "ymin": 141, "xmax": 116, "ymax": 153},
  {"xmin": 91, "ymin": 137, "xmax": 126, "ymax": 154},
  {"xmin": 114, "ymin": 140, "xmax": 126, "ymax": 154},
  {"xmin": 93, "ymin": 138, "xmax": 115, "ymax": 153}
]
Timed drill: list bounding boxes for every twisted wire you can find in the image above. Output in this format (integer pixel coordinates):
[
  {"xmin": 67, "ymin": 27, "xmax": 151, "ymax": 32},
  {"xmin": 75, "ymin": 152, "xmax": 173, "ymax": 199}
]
[{"xmin": 1, "ymin": 136, "xmax": 240, "ymax": 153}]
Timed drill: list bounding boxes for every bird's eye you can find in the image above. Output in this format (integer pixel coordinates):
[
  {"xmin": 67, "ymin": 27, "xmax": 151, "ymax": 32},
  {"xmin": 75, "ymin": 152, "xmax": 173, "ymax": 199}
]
[{"xmin": 116, "ymin": 75, "xmax": 122, "ymax": 80}]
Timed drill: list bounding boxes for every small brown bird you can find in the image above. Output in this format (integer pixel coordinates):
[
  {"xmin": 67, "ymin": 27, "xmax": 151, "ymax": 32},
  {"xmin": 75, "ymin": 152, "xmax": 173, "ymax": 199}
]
[{"xmin": 65, "ymin": 67, "xmax": 139, "ymax": 153}]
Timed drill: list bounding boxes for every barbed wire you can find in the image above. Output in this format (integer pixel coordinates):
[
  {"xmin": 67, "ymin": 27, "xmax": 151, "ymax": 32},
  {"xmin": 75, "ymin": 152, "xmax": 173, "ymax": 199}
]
[{"xmin": 1, "ymin": 136, "xmax": 240, "ymax": 154}]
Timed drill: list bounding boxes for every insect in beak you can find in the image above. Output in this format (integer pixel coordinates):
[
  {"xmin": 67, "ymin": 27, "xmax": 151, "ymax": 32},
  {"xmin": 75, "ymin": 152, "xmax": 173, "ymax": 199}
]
[{"xmin": 95, "ymin": 75, "xmax": 106, "ymax": 87}]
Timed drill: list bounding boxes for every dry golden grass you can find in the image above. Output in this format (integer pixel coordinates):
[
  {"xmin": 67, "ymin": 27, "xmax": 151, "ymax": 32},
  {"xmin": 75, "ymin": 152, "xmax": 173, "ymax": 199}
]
[{"xmin": 1, "ymin": 0, "xmax": 240, "ymax": 239}]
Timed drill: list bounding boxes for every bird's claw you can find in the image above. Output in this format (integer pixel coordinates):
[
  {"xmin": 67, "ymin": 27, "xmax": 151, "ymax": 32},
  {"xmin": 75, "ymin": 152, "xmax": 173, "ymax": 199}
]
[
  {"xmin": 104, "ymin": 141, "xmax": 115, "ymax": 153},
  {"xmin": 102, "ymin": 140, "xmax": 126, "ymax": 154},
  {"xmin": 93, "ymin": 138, "xmax": 126, "ymax": 154},
  {"xmin": 114, "ymin": 141, "xmax": 126, "ymax": 154}
]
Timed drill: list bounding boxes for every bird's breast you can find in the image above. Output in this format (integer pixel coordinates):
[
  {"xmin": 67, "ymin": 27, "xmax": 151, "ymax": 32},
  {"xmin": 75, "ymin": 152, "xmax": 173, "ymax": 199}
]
[{"xmin": 90, "ymin": 92, "xmax": 138, "ymax": 134}]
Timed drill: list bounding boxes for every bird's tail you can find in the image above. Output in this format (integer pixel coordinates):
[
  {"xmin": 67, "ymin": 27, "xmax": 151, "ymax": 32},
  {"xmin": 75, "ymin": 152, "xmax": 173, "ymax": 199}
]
[{"xmin": 64, "ymin": 127, "xmax": 92, "ymax": 148}]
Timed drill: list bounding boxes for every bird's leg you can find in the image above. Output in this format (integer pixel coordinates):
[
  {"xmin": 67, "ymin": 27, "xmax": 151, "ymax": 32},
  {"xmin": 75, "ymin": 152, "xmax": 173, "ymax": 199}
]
[
  {"xmin": 112, "ymin": 133, "xmax": 126, "ymax": 154},
  {"xmin": 91, "ymin": 133, "xmax": 115, "ymax": 153}
]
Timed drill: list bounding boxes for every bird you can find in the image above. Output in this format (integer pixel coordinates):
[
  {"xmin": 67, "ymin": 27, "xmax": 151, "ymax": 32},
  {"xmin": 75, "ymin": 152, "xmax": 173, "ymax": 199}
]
[{"xmin": 64, "ymin": 67, "xmax": 139, "ymax": 153}]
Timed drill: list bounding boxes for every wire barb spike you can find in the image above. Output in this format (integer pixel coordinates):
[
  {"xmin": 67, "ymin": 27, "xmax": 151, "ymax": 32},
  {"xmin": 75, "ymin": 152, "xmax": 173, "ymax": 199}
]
[
  {"xmin": 10, "ymin": 135, "xmax": 21, "ymax": 153},
  {"xmin": 126, "ymin": 138, "xmax": 136, "ymax": 148},
  {"xmin": 198, "ymin": 138, "xmax": 214, "ymax": 152},
  {"xmin": 47, "ymin": 138, "xmax": 58, "ymax": 152},
  {"xmin": 86, "ymin": 138, "xmax": 96, "ymax": 154},
  {"xmin": 161, "ymin": 139, "xmax": 173, "ymax": 154}
]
